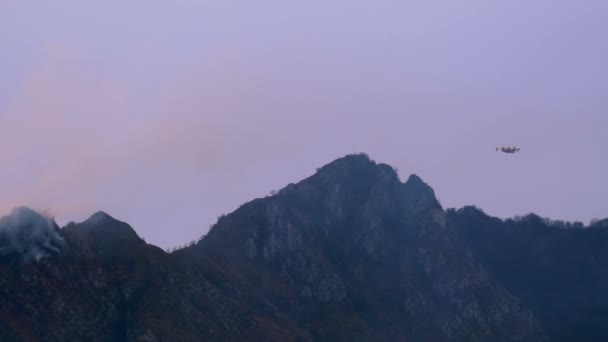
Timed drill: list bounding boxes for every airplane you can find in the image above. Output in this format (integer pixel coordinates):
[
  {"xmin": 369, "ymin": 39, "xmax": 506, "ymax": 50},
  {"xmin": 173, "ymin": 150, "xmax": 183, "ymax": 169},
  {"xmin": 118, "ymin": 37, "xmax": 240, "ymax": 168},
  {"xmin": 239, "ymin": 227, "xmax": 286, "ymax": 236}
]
[{"xmin": 496, "ymin": 146, "xmax": 520, "ymax": 154}]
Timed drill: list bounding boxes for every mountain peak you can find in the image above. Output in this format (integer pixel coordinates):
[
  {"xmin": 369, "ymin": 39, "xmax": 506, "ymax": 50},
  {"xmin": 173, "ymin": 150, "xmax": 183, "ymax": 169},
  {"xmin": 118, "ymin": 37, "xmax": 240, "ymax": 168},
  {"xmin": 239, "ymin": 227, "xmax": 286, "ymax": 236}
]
[
  {"xmin": 315, "ymin": 153, "xmax": 378, "ymax": 175},
  {"xmin": 84, "ymin": 211, "xmax": 120, "ymax": 225},
  {"xmin": 79, "ymin": 211, "xmax": 139, "ymax": 240},
  {"xmin": 327, "ymin": 152, "xmax": 374, "ymax": 165},
  {"xmin": 405, "ymin": 173, "xmax": 424, "ymax": 184},
  {"xmin": 268, "ymin": 153, "xmax": 439, "ymax": 217},
  {"xmin": 401, "ymin": 173, "xmax": 439, "ymax": 208},
  {"xmin": 404, "ymin": 172, "xmax": 434, "ymax": 190},
  {"xmin": 317, "ymin": 154, "xmax": 434, "ymax": 190},
  {"xmin": 62, "ymin": 211, "xmax": 143, "ymax": 258},
  {"xmin": 311, "ymin": 153, "xmax": 399, "ymax": 186}
]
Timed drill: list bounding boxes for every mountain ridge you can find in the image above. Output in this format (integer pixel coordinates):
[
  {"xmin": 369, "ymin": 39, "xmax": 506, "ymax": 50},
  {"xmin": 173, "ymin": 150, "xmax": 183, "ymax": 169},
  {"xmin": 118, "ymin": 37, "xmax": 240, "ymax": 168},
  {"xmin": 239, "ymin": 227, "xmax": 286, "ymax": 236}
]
[
  {"xmin": 177, "ymin": 153, "xmax": 545, "ymax": 340},
  {"xmin": 448, "ymin": 205, "xmax": 608, "ymax": 341},
  {"xmin": 0, "ymin": 153, "xmax": 605, "ymax": 341}
]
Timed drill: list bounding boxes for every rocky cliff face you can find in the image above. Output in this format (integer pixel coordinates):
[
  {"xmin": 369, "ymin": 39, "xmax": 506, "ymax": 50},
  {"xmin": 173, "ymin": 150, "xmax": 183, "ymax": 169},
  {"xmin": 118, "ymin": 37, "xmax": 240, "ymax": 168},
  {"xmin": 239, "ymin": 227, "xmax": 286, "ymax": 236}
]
[
  {"xmin": 186, "ymin": 154, "xmax": 546, "ymax": 341},
  {"xmin": 0, "ymin": 154, "xmax": 552, "ymax": 341}
]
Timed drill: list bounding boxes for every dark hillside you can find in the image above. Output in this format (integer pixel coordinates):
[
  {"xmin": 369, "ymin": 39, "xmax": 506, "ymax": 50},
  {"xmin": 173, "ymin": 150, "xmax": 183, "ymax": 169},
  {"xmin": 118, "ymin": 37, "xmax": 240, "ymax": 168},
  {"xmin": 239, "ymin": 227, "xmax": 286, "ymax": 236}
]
[{"xmin": 449, "ymin": 206, "xmax": 608, "ymax": 342}]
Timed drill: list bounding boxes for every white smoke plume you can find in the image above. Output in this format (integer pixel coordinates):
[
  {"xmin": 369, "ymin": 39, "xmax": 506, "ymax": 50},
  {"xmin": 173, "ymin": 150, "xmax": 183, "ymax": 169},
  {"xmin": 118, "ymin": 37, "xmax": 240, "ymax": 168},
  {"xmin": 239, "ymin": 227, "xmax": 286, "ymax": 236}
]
[{"xmin": 0, "ymin": 207, "xmax": 66, "ymax": 262}]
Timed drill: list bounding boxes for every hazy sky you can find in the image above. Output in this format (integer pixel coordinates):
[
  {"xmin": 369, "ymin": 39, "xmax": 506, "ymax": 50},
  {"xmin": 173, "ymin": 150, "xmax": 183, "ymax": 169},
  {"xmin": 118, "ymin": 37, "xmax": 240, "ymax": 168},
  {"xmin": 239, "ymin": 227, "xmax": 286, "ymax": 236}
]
[{"xmin": 1, "ymin": 1, "xmax": 607, "ymax": 248}]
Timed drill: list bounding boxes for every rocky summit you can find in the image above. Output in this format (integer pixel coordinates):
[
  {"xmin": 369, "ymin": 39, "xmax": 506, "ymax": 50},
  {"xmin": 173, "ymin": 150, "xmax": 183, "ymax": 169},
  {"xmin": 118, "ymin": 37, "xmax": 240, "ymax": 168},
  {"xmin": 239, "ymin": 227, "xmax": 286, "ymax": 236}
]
[{"xmin": 0, "ymin": 154, "xmax": 605, "ymax": 341}]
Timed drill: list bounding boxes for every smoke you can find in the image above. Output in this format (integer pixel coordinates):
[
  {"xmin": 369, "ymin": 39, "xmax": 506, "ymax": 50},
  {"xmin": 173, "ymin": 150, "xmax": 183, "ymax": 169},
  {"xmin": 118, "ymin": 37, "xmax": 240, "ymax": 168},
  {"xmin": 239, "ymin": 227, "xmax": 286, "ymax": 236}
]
[{"xmin": 0, "ymin": 207, "xmax": 66, "ymax": 262}]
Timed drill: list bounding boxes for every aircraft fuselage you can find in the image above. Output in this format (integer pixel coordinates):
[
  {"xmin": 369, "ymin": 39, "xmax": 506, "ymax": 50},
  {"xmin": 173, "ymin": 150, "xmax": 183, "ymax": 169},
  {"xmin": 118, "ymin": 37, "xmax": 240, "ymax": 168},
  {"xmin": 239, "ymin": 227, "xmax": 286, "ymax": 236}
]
[{"xmin": 496, "ymin": 147, "xmax": 520, "ymax": 154}]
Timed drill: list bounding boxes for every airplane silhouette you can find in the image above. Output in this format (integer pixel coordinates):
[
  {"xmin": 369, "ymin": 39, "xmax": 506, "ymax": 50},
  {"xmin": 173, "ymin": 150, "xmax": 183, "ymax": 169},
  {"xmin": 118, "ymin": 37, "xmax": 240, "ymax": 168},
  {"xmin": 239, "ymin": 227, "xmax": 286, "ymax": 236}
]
[{"xmin": 496, "ymin": 146, "xmax": 520, "ymax": 154}]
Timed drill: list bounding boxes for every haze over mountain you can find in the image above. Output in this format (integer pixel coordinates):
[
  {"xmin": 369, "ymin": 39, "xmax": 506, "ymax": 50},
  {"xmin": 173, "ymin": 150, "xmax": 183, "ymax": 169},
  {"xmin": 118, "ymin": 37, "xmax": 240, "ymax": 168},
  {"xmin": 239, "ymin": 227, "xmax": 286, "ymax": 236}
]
[
  {"xmin": 2, "ymin": 1, "xmax": 607, "ymax": 249},
  {"xmin": 1, "ymin": 154, "xmax": 606, "ymax": 341}
]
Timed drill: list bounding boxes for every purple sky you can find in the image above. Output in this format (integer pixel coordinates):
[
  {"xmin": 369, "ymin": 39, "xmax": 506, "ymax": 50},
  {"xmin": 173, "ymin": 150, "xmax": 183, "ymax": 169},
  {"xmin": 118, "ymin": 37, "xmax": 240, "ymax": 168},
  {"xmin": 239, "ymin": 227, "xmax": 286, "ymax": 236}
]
[{"xmin": 1, "ymin": 1, "xmax": 607, "ymax": 248}]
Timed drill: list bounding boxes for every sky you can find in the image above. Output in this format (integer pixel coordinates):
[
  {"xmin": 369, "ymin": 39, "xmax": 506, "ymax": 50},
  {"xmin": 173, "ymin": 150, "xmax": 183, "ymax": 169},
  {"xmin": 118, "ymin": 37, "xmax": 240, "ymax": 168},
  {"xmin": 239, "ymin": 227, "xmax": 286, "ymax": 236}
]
[{"xmin": 1, "ymin": 1, "xmax": 607, "ymax": 248}]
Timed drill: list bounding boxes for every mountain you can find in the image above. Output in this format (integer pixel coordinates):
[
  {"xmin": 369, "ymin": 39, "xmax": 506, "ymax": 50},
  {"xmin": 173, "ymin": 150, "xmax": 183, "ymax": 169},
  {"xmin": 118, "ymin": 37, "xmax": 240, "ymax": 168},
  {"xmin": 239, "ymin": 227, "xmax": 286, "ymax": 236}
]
[
  {"xmin": 177, "ymin": 154, "xmax": 544, "ymax": 341},
  {"xmin": 1, "ymin": 153, "xmax": 602, "ymax": 341},
  {"xmin": 0, "ymin": 211, "xmax": 258, "ymax": 341},
  {"xmin": 448, "ymin": 206, "xmax": 608, "ymax": 342}
]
